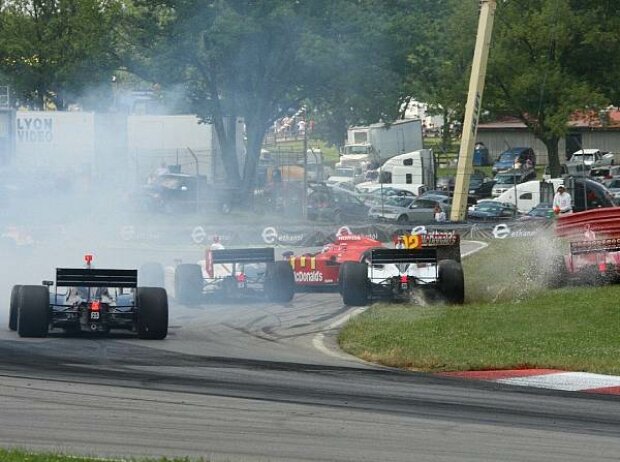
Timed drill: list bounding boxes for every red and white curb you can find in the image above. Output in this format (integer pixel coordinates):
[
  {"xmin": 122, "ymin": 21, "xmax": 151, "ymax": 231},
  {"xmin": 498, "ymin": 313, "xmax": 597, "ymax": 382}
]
[{"xmin": 438, "ymin": 369, "xmax": 620, "ymax": 395}]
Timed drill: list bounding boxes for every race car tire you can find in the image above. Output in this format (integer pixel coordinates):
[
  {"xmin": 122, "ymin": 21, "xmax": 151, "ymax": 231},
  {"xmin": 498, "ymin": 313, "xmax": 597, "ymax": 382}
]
[
  {"xmin": 140, "ymin": 262, "xmax": 165, "ymax": 288},
  {"xmin": 174, "ymin": 263, "xmax": 203, "ymax": 305},
  {"xmin": 341, "ymin": 262, "xmax": 369, "ymax": 306},
  {"xmin": 9, "ymin": 284, "xmax": 22, "ymax": 331},
  {"xmin": 17, "ymin": 285, "xmax": 49, "ymax": 338},
  {"xmin": 221, "ymin": 276, "xmax": 238, "ymax": 298},
  {"xmin": 438, "ymin": 259, "xmax": 464, "ymax": 305},
  {"xmin": 136, "ymin": 287, "xmax": 168, "ymax": 340},
  {"xmin": 265, "ymin": 261, "xmax": 295, "ymax": 303}
]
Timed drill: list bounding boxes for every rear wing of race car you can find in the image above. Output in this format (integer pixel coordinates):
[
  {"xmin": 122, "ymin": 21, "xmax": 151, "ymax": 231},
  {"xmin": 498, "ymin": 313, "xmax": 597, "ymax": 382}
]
[
  {"xmin": 570, "ymin": 238, "xmax": 620, "ymax": 255},
  {"xmin": 210, "ymin": 248, "xmax": 275, "ymax": 264},
  {"xmin": 399, "ymin": 232, "xmax": 461, "ymax": 263},
  {"xmin": 370, "ymin": 248, "xmax": 438, "ymax": 265},
  {"xmin": 56, "ymin": 268, "xmax": 138, "ymax": 288}
]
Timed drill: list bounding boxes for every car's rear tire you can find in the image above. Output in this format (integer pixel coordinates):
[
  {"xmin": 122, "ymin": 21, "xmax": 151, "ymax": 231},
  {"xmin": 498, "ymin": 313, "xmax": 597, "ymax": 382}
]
[
  {"xmin": 397, "ymin": 215, "xmax": 409, "ymax": 224},
  {"xmin": 265, "ymin": 261, "xmax": 295, "ymax": 303},
  {"xmin": 136, "ymin": 287, "xmax": 168, "ymax": 339},
  {"xmin": 341, "ymin": 262, "xmax": 369, "ymax": 306},
  {"xmin": 174, "ymin": 263, "xmax": 203, "ymax": 305},
  {"xmin": 9, "ymin": 284, "xmax": 22, "ymax": 331},
  {"xmin": 140, "ymin": 262, "xmax": 165, "ymax": 288},
  {"xmin": 17, "ymin": 285, "xmax": 49, "ymax": 338},
  {"xmin": 438, "ymin": 259, "xmax": 465, "ymax": 304}
]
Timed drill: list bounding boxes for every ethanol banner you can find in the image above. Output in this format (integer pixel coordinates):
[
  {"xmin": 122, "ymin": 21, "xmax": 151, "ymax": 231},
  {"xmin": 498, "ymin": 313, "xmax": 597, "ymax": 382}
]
[{"xmin": 111, "ymin": 219, "xmax": 554, "ymax": 249}]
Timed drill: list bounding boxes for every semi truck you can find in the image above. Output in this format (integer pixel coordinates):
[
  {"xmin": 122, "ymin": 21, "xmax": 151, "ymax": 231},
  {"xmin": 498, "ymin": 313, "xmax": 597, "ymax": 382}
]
[{"xmin": 330, "ymin": 119, "xmax": 423, "ymax": 184}]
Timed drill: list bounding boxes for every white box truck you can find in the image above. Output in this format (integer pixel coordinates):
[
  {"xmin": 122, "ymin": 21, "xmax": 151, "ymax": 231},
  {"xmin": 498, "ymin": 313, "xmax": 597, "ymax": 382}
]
[
  {"xmin": 342, "ymin": 119, "xmax": 423, "ymax": 162},
  {"xmin": 330, "ymin": 119, "xmax": 424, "ymax": 184}
]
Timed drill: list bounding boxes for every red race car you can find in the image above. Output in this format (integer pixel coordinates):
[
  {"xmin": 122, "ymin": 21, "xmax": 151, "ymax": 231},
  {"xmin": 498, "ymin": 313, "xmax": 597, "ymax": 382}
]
[
  {"xmin": 549, "ymin": 207, "xmax": 620, "ymax": 286},
  {"xmin": 289, "ymin": 233, "xmax": 384, "ymax": 286},
  {"xmin": 289, "ymin": 228, "xmax": 461, "ymax": 290}
]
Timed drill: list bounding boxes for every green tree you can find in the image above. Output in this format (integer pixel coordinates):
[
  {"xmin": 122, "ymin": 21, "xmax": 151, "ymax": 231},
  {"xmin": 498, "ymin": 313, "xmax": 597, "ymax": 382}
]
[
  {"xmin": 0, "ymin": 0, "xmax": 122, "ymax": 110},
  {"xmin": 307, "ymin": 0, "xmax": 406, "ymax": 149},
  {"xmin": 486, "ymin": 0, "xmax": 616, "ymax": 175},
  {"xmin": 396, "ymin": 0, "xmax": 477, "ymax": 153},
  {"xmin": 124, "ymin": 0, "xmax": 408, "ymax": 195}
]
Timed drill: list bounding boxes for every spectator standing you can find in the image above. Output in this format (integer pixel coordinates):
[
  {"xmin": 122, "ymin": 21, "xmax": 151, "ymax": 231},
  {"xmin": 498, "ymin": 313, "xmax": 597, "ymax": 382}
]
[
  {"xmin": 434, "ymin": 205, "xmax": 447, "ymax": 222},
  {"xmin": 553, "ymin": 185, "xmax": 572, "ymax": 215},
  {"xmin": 297, "ymin": 119, "xmax": 306, "ymax": 137}
]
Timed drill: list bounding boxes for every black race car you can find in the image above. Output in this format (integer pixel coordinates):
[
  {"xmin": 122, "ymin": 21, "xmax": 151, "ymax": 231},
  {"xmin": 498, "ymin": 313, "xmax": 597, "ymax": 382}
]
[{"xmin": 9, "ymin": 255, "xmax": 168, "ymax": 339}]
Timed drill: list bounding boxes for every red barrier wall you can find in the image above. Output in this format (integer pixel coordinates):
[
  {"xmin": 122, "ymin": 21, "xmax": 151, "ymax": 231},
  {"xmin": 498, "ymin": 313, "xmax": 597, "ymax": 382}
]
[{"xmin": 555, "ymin": 208, "xmax": 620, "ymax": 239}]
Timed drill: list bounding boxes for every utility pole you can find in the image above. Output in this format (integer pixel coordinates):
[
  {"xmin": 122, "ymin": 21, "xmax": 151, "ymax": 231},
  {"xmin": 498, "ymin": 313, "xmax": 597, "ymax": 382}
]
[
  {"xmin": 450, "ymin": 0, "xmax": 497, "ymax": 221},
  {"xmin": 302, "ymin": 106, "xmax": 308, "ymax": 220}
]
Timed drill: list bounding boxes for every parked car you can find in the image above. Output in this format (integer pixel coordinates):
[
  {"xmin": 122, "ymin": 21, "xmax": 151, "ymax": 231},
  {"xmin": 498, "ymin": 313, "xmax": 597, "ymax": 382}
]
[
  {"xmin": 492, "ymin": 147, "xmax": 536, "ymax": 174},
  {"xmin": 361, "ymin": 187, "xmax": 416, "ymax": 207},
  {"xmin": 468, "ymin": 174, "xmax": 496, "ymax": 199},
  {"xmin": 369, "ymin": 194, "xmax": 451, "ymax": 224},
  {"xmin": 571, "ymin": 177, "xmax": 617, "ymax": 212},
  {"xmin": 603, "ymin": 177, "xmax": 620, "ymax": 202},
  {"xmin": 141, "ymin": 173, "xmax": 234, "ymax": 213},
  {"xmin": 419, "ymin": 189, "xmax": 478, "ymax": 207},
  {"xmin": 307, "ymin": 183, "xmax": 369, "ymax": 223},
  {"xmin": 436, "ymin": 176, "xmax": 455, "ymax": 192},
  {"xmin": 491, "ymin": 168, "xmax": 537, "ymax": 197},
  {"xmin": 543, "ymin": 162, "xmax": 589, "ymax": 180},
  {"xmin": 568, "ymin": 148, "xmax": 607, "ymax": 166},
  {"xmin": 518, "ymin": 202, "xmax": 554, "ymax": 221},
  {"xmin": 468, "ymin": 201, "xmax": 518, "ymax": 221},
  {"xmin": 590, "ymin": 165, "xmax": 620, "ymax": 183}
]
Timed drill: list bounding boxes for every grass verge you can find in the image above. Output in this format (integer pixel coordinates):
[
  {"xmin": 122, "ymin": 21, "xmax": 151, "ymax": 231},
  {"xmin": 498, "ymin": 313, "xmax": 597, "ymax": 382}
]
[{"xmin": 338, "ymin": 237, "xmax": 620, "ymax": 374}]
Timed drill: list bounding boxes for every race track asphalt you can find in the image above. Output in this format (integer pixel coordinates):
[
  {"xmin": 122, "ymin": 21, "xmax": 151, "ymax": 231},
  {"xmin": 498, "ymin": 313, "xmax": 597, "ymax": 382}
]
[{"xmin": 0, "ymin": 242, "xmax": 619, "ymax": 461}]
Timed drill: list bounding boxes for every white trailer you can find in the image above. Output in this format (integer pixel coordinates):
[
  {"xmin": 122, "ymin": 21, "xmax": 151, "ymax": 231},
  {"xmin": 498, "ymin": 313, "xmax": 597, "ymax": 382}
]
[
  {"xmin": 15, "ymin": 111, "xmax": 95, "ymax": 174},
  {"xmin": 377, "ymin": 149, "xmax": 435, "ymax": 188},
  {"xmin": 494, "ymin": 179, "xmax": 563, "ymax": 213}
]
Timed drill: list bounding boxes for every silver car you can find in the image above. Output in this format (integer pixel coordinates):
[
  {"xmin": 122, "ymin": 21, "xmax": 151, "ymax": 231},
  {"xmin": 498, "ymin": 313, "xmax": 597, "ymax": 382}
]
[
  {"xmin": 604, "ymin": 177, "xmax": 620, "ymax": 203},
  {"xmin": 369, "ymin": 194, "xmax": 451, "ymax": 224}
]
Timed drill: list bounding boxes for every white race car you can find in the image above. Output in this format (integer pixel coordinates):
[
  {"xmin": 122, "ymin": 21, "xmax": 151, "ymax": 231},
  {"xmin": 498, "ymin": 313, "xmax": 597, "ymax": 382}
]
[{"xmin": 339, "ymin": 232, "xmax": 465, "ymax": 306}]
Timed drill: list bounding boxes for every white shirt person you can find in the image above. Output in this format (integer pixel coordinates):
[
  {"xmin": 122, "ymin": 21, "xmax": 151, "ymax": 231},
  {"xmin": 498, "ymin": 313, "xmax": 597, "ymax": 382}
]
[{"xmin": 553, "ymin": 185, "xmax": 572, "ymax": 214}]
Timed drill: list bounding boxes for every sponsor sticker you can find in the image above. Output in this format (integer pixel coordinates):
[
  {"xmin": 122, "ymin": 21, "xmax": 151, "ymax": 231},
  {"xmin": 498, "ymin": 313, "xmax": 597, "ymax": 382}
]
[{"xmin": 294, "ymin": 271, "xmax": 324, "ymax": 283}]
